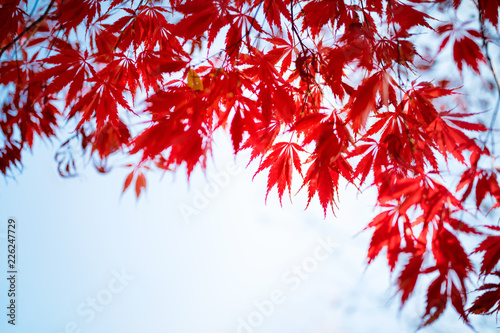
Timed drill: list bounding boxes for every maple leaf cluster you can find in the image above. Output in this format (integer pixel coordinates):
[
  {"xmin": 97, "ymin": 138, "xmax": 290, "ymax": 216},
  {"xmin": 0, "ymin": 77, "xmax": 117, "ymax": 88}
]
[{"xmin": 1, "ymin": 0, "xmax": 500, "ymax": 327}]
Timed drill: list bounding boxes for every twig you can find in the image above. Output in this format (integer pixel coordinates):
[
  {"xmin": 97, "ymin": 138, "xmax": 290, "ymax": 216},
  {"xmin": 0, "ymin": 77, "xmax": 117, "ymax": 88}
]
[
  {"xmin": 0, "ymin": 0, "xmax": 56, "ymax": 58},
  {"xmin": 478, "ymin": 2, "xmax": 500, "ymax": 154}
]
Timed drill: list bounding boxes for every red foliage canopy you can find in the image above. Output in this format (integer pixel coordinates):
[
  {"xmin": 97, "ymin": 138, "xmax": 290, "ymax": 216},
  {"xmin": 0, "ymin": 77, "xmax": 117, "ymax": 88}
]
[{"xmin": 1, "ymin": 0, "xmax": 500, "ymax": 327}]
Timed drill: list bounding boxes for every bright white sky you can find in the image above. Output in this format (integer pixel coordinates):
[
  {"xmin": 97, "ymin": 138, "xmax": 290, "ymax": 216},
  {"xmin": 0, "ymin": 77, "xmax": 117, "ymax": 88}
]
[{"xmin": 0, "ymin": 130, "xmax": 497, "ymax": 333}]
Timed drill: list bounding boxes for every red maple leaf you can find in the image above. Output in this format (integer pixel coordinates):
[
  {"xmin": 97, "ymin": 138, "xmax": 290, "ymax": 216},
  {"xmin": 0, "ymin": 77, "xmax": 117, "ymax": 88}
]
[{"xmin": 254, "ymin": 142, "xmax": 305, "ymax": 204}]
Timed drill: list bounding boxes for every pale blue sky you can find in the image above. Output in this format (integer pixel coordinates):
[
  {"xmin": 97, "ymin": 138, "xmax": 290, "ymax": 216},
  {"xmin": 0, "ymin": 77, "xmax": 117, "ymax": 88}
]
[{"xmin": 0, "ymin": 130, "xmax": 497, "ymax": 333}]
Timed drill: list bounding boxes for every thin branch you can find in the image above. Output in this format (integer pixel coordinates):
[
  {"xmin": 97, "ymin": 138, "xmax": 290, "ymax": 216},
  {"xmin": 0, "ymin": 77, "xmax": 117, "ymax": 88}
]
[
  {"xmin": 222, "ymin": 0, "xmax": 263, "ymax": 67},
  {"xmin": 290, "ymin": 0, "xmax": 326, "ymax": 110},
  {"xmin": 189, "ymin": 1, "xmax": 264, "ymax": 69},
  {"xmin": 29, "ymin": 0, "xmax": 41, "ymax": 17},
  {"xmin": 478, "ymin": 5, "xmax": 500, "ymax": 154},
  {"xmin": 112, "ymin": 0, "xmax": 147, "ymax": 52},
  {"xmin": 0, "ymin": 0, "xmax": 56, "ymax": 58}
]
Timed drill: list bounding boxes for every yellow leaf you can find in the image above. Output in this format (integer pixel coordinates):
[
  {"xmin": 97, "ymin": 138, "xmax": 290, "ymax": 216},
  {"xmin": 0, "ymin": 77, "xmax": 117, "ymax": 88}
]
[{"xmin": 187, "ymin": 69, "xmax": 203, "ymax": 91}]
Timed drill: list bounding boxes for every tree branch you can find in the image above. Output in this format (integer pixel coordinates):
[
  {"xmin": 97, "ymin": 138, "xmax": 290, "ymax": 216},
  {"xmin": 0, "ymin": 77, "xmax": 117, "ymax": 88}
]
[
  {"xmin": 478, "ymin": 6, "xmax": 500, "ymax": 154},
  {"xmin": 0, "ymin": 0, "xmax": 56, "ymax": 58}
]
